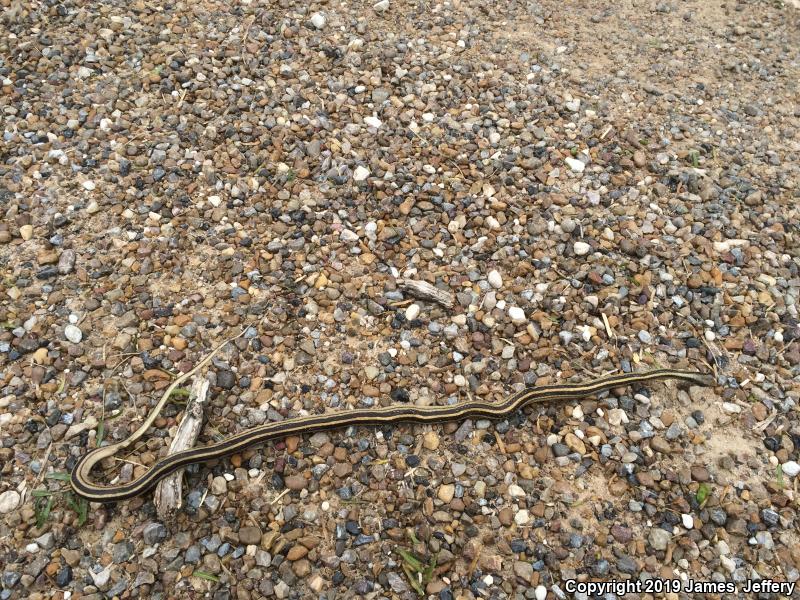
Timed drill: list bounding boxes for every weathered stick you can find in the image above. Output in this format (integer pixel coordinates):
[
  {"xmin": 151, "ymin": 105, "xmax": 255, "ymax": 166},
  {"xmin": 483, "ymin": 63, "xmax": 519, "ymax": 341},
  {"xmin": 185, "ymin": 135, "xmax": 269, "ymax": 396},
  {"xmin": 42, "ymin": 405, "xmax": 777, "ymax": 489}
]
[
  {"xmin": 397, "ymin": 278, "xmax": 454, "ymax": 309},
  {"xmin": 154, "ymin": 377, "xmax": 210, "ymax": 520}
]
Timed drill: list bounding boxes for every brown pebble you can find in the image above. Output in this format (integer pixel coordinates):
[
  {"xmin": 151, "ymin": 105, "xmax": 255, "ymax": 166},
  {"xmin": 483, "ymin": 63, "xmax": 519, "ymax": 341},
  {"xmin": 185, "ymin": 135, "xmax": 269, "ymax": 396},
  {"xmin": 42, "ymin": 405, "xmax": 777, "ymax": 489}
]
[
  {"xmin": 284, "ymin": 475, "xmax": 307, "ymax": 490},
  {"xmin": 286, "ymin": 545, "xmax": 309, "ymax": 561},
  {"xmin": 498, "ymin": 507, "xmax": 513, "ymax": 527}
]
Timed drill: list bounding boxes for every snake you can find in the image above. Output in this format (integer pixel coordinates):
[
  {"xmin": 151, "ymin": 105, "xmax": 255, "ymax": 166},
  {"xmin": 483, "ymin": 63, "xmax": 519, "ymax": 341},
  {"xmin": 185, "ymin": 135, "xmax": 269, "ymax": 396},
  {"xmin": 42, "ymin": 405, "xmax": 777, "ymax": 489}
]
[{"xmin": 70, "ymin": 332, "xmax": 714, "ymax": 502}]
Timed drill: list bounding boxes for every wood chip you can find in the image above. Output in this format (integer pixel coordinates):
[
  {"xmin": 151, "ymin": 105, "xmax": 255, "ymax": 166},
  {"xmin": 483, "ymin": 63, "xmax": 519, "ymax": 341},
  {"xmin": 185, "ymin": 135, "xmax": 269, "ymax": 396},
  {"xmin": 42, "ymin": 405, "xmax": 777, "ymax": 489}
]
[
  {"xmin": 154, "ymin": 377, "xmax": 209, "ymax": 520},
  {"xmin": 397, "ymin": 278, "xmax": 454, "ymax": 309}
]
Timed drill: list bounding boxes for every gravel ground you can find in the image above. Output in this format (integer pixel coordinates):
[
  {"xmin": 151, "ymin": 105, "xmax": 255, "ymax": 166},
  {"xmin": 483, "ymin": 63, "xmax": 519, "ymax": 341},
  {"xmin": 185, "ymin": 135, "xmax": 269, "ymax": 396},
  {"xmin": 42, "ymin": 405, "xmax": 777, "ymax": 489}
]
[{"xmin": 1, "ymin": 0, "xmax": 799, "ymax": 598}]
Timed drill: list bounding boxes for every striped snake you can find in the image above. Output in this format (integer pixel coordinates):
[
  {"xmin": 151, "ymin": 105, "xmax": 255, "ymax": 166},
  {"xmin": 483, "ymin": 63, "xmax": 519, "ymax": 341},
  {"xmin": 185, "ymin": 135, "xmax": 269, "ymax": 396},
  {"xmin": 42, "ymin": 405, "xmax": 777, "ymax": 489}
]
[{"xmin": 70, "ymin": 332, "xmax": 713, "ymax": 502}]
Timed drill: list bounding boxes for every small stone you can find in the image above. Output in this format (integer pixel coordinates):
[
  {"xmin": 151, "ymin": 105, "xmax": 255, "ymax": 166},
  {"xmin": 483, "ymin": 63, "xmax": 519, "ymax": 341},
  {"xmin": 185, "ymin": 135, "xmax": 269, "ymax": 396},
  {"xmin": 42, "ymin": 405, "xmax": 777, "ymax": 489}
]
[
  {"xmin": 565, "ymin": 157, "xmax": 585, "ymax": 173},
  {"xmin": 534, "ymin": 585, "xmax": 547, "ymax": 600},
  {"xmin": 508, "ymin": 306, "xmax": 527, "ymax": 325},
  {"xmin": 20, "ymin": 224, "xmax": 33, "ymax": 240},
  {"xmin": 353, "ymin": 166, "xmax": 370, "ymax": 181},
  {"xmin": 284, "ymin": 475, "xmax": 307, "ymax": 490},
  {"xmin": 513, "ymin": 561, "xmax": 533, "ymax": 581},
  {"xmin": 651, "ymin": 436, "xmax": 671, "ymax": 454},
  {"xmin": 648, "ymin": 528, "xmax": 671, "ymax": 551},
  {"xmin": 239, "ymin": 526, "xmax": 262, "ymax": 545},
  {"xmin": 437, "ymin": 484, "xmax": 455, "ymax": 503},
  {"xmin": 340, "ymin": 228, "xmax": 359, "ymax": 242},
  {"xmin": 142, "ymin": 522, "xmax": 168, "ymax": 545},
  {"xmin": 514, "ymin": 510, "xmax": 530, "ymax": 525},
  {"xmin": 422, "ymin": 431, "xmax": 440, "ymax": 450},
  {"xmin": 508, "ymin": 484, "xmax": 525, "ymax": 498},
  {"xmin": 373, "ymin": 0, "xmax": 390, "ymax": 13},
  {"xmin": 633, "ymin": 150, "xmax": 647, "ymax": 167},
  {"xmin": 0, "ymin": 490, "xmax": 21, "ymax": 513},
  {"xmin": 721, "ymin": 402, "xmax": 741, "ymax": 414},
  {"xmin": 682, "ymin": 514, "xmax": 694, "ymax": 529},
  {"xmin": 573, "ymin": 241, "xmax": 591, "ymax": 256},
  {"xmin": 309, "ymin": 12, "xmax": 326, "ymax": 28},
  {"xmin": 217, "ymin": 370, "xmax": 235, "ymax": 389},
  {"xmin": 405, "ymin": 303, "xmax": 421, "ymax": 321},
  {"xmin": 488, "ymin": 270, "xmax": 503, "ymax": 289},
  {"xmin": 57, "ymin": 249, "xmax": 76, "ymax": 274},
  {"xmin": 64, "ymin": 324, "xmax": 82, "ymax": 343},
  {"xmin": 287, "ymin": 545, "xmax": 309, "ymax": 561},
  {"xmin": 782, "ymin": 461, "xmax": 800, "ymax": 478},
  {"xmin": 211, "ymin": 475, "xmax": 227, "ymax": 494}
]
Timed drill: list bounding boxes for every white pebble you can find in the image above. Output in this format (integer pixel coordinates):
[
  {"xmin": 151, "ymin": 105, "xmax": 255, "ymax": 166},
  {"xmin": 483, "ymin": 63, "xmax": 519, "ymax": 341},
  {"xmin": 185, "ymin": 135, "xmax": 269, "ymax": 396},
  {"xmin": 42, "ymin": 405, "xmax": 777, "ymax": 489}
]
[
  {"xmin": 488, "ymin": 269, "xmax": 503, "ymax": 289},
  {"xmin": 705, "ymin": 330, "xmax": 716, "ymax": 341},
  {"xmin": 508, "ymin": 306, "xmax": 527, "ymax": 325},
  {"xmin": 483, "ymin": 291, "xmax": 497, "ymax": 310},
  {"xmin": 364, "ymin": 116, "xmax": 382, "ymax": 129},
  {"xmin": 573, "ymin": 241, "xmax": 591, "ymax": 256},
  {"xmin": 405, "ymin": 303, "xmax": 420, "ymax": 321},
  {"xmin": 64, "ymin": 324, "xmax": 83, "ymax": 344},
  {"xmin": 0, "ymin": 490, "xmax": 21, "ymax": 514},
  {"xmin": 508, "ymin": 484, "xmax": 525, "ymax": 498},
  {"xmin": 82, "ymin": 180, "xmax": 96, "ymax": 191},
  {"xmin": 340, "ymin": 229, "xmax": 359, "ymax": 242},
  {"xmin": 208, "ymin": 195, "xmax": 222, "ymax": 207},
  {"xmin": 353, "ymin": 165, "xmax": 370, "ymax": 181},
  {"xmin": 373, "ymin": 0, "xmax": 390, "ymax": 12},
  {"xmin": 514, "ymin": 509, "xmax": 530, "ymax": 525},
  {"xmin": 782, "ymin": 461, "xmax": 800, "ymax": 477},
  {"xmin": 721, "ymin": 402, "xmax": 741, "ymax": 414},
  {"xmin": 535, "ymin": 586, "xmax": 547, "ymax": 600},
  {"xmin": 682, "ymin": 514, "xmax": 694, "ymax": 529},
  {"xmin": 86, "ymin": 200, "xmax": 100, "ymax": 214},
  {"xmin": 485, "ymin": 216, "xmax": 501, "ymax": 230},
  {"xmin": 607, "ymin": 408, "xmax": 629, "ymax": 426},
  {"xmin": 720, "ymin": 555, "xmax": 736, "ymax": 573},
  {"xmin": 309, "ymin": 12, "xmax": 326, "ymax": 28},
  {"xmin": 565, "ymin": 157, "xmax": 585, "ymax": 173},
  {"xmin": 774, "ymin": 331, "xmax": 784, "ymax": 342}
]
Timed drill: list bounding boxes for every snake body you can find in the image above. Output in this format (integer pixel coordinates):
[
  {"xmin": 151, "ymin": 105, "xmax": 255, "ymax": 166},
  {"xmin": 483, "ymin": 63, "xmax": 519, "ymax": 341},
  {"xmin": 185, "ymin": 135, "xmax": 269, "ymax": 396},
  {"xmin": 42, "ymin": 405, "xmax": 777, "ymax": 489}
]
[{"xmin": 70, "ymin": 336, "xmax": 713, "ymax": 502}]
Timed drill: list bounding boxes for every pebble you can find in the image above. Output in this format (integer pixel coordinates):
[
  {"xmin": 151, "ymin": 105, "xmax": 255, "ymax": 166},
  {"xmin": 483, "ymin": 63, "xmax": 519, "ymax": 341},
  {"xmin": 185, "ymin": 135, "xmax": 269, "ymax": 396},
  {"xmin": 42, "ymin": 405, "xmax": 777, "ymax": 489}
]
[
  {"xmin": 782, "ymin": 461, "xmax": 800, "ymax": 478},
  {"xmin": 573, "ymin": 241, "xmax": 591, "ymax": 256},
  {"xmin": 488, "ymin": 270, "xmax": 503, "ymax": 289},
  {"xmin": 565, "ymin": 157, "xmax": 585, "ymax": 173},
  {"xmin": 649, "ymin": 528, "xmax": 671, "ymax": 551},
  {"xmin": 0, "ymin": 491, "xmax": 20, "ymax": 514},
  {"xmin": 423, "ymin": 431, "xmax": 440, "ymax": 450},
  {"xmin": 508, "ymin": 306, "xmax": 527, "ymax": 324},
  {"xmin": 64, "ymin": 324, "xmax": 82, "ymax": 343},
  {"xmin": 405, "ymin": 303, "xmax": 421, "ymax": 321},
  {"xmin": 309, "ymin": 12, "xmax": 326, "ymax": 29},
  {"xmin": 353, "ymin": 166, "xmax": 370, "ymax": 181},
  {"xmin": 437, "ymin": 484, "xmax": 455, "ymax": 503}
]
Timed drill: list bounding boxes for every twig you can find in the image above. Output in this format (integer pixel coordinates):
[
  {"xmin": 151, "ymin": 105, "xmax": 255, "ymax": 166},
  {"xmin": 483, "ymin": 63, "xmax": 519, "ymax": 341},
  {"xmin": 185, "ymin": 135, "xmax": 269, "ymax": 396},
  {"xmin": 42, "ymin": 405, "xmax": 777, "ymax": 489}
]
[
  {"xmin": 397, "ymin": 278, "xmax": 454, "ymax": 309},
  {"xmin": 155, "ymin": 377, "xmax": 210, "ymax": 520}
]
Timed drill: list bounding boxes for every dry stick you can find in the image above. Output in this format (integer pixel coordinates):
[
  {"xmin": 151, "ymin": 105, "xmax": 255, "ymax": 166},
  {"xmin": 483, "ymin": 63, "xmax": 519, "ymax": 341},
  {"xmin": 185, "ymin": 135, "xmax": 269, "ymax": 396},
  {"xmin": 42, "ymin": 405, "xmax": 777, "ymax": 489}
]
[
  {"xmin": 397, "ymin": 278, "xmax": 455, "ymax": 309},
  {"xmin": 155, "ymin": 377, "xmax": 210, "ymax": 520}
]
